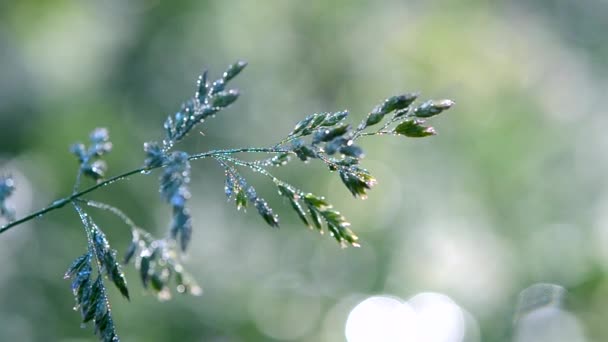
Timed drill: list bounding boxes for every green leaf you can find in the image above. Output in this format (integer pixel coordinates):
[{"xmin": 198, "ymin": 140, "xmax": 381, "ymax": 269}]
[
  {"xmin": 378, "ymin": 93, "xmax": 419, "ymax": 114},
  {"xmin": 123, "ymin": 240, "xmax": 137, "ymax": 265},
  {"xmin": 196, "ymin": 70, "xmax": 208, "ymax": 101},
  {"xmin": 223, "ymin": 60, "xmax": 248, "ymax": 82},
  {"xmin": 72, "ymin": 128, "xmax": 113, "ymax": 182},
  {"xmin": 278, "ymin": 184, "xmax": 310, "ymax": 227},
  {"xmin": 303, "ymin": 193, "xmax": 331, "ymax": 210},
  {"xmin": 316, "ymin": 124, "xmax": 350, "ymax": 143},
  {"xmin": 339, "ymin": 170, "xmax": 377, "ymax": 198},
  {"xmin": 64, "ymin": 253, "xmax": 90, "ymax": 279},
  {"xmin": 143, "ymin": 142, "xmax": 165, "ymax": 168},
  {"xmin": 413, "ymin": 99, "xmax": 454, "ymax": 118},
  {"xmin": 67, "ymin": 255, "xmax": 93, "ymax": 314},
  {"xmin": 335, "ymin": 157, "xmax": 359, "ymax": 167},
  {"xmin": 170, "ymin": 207, "xmax": 192, "ymax": 252},
  {"xmin": 150, "ymin": 273, "xmax": 165, "ymax": 292},
  {"xmin": 321, "ymin": 111, "xmax": 348, "ymax": 126},
  {"xmin": 209, "ymin": 78, "xmax": 225, "ymax": 95},
  {"xmin": 290, "ymin": 115, "xmax": 315, "ymax": 136},
  {"xmin": 362, "ymin": 94, "xmax": 418, "ymax": 128},
  {"xmin": 254, "ymin": 198, "xmax": 279, "ymax": 227},
  {"xmin": 103, "ymin": 251, "xmax": 130, "ymax": 300},
  {"xmin": 83, "ymin": 277, "xmax": 103, "ymax": 323},
  {"xmin": 86, "ymin": 276, "xmax": 120, "ymax": 341},
  {"xmin": 290, "ymin": 199, "xmax": 310, "ymax": 227},
  {"xmin": 140, "ymin": 255, "xmax": 151, "ymax": 288},
  {"xmin": 224, "ymin": 173, "xmax": 236, "ymax": 199},
  {"xmin": 393, "ymin": 119, "xmax": 436, "ymax": 137},
  {"xmin": 307, "ymin": 205, "xmax": 324, "ymax": 231},
  {"xmin": 365, "ymin": 112, "xmax": 386, "ymax": 127},
  {"xmin": 236, "ymin": 188, "xmax": 248, "ymax": 211},
  {"xmin": 293, "ymin": 144, "xmax": 317, "ymax": 161},
  {"xmin": 277, "ymin": 184, "xmax": 295, "ymax": 198},
  {"xmin": 298, "ymin": 193, "xmax": 360, "ymax": 246},
  {"xmin": 210, "ymin": 89, "xmax": 240, "ymax": 108},
  {"xmin": 90, "ymin": 226, "xmax": 130, "ymax": 300},
  {"xmin": 310, "ymin": 113, "xmax": 328, "ymax": 129},
  {"xmin": 321, "ymin": 210, "xmax": 359, "ymax": 246},
  {"xmin": 339, "ymin": 145, "xmax": 364, "ymax": 159}
]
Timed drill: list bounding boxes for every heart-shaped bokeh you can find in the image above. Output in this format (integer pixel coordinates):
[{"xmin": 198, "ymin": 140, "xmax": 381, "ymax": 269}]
[{"xmin": 345, "ymin": 292, "xmax": 466, "ymax": 342}]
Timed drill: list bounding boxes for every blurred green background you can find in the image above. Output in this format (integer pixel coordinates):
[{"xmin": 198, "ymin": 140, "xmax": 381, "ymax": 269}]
[{"xmin": 1, "ymin": 0, "xmax": 608, "ymax": 341}]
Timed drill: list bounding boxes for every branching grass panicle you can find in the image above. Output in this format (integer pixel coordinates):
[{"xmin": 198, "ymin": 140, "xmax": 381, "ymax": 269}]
[{"xmin": 0, "ymin": 60, "xmax": 453, "ymax": 341}]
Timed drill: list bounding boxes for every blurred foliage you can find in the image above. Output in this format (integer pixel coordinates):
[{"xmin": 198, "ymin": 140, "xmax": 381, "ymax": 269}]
[{"xmin": 1, "ymin": 0, "xmax": 608, "ymax": 341}]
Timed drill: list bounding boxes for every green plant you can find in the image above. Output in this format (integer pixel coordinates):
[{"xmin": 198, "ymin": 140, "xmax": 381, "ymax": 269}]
[{"xmin": 0, "ymin": 60, "xmax": 453, "ymax": 341}]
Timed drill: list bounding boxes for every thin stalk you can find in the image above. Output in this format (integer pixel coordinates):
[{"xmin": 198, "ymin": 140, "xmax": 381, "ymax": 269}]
[
  {"xmin": 0, "ymin": 167, "xmax": 145, "ymax": 235},
  {"xmin": 73, "ymin": 168, "xmax": 84, "ymax": 194},
  {"xmin": 80, "ymin": 199, "xmax": 155, "ymax": 243},
  {"xmin": 0, "ymin": 147, "xmax": 288, "ymax": 235}
]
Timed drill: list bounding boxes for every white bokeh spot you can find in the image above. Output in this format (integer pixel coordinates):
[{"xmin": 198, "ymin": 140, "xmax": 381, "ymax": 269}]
[{"xmin": 345, "ymin": 293, "xmax": 466, "ymax": 342}]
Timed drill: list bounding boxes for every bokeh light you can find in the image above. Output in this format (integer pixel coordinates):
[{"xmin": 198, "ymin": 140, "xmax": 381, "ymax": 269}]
[
  {"xmin": 345, "ymin": 292, "xmax": 467, "ymax": 342},
  {"xmin": 514, "ymin": 283, "xmax": 587, "ymax": 342},
  {"xmin": 345, "ymin": 295, "xmax": 419, "ymax": 342}
]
